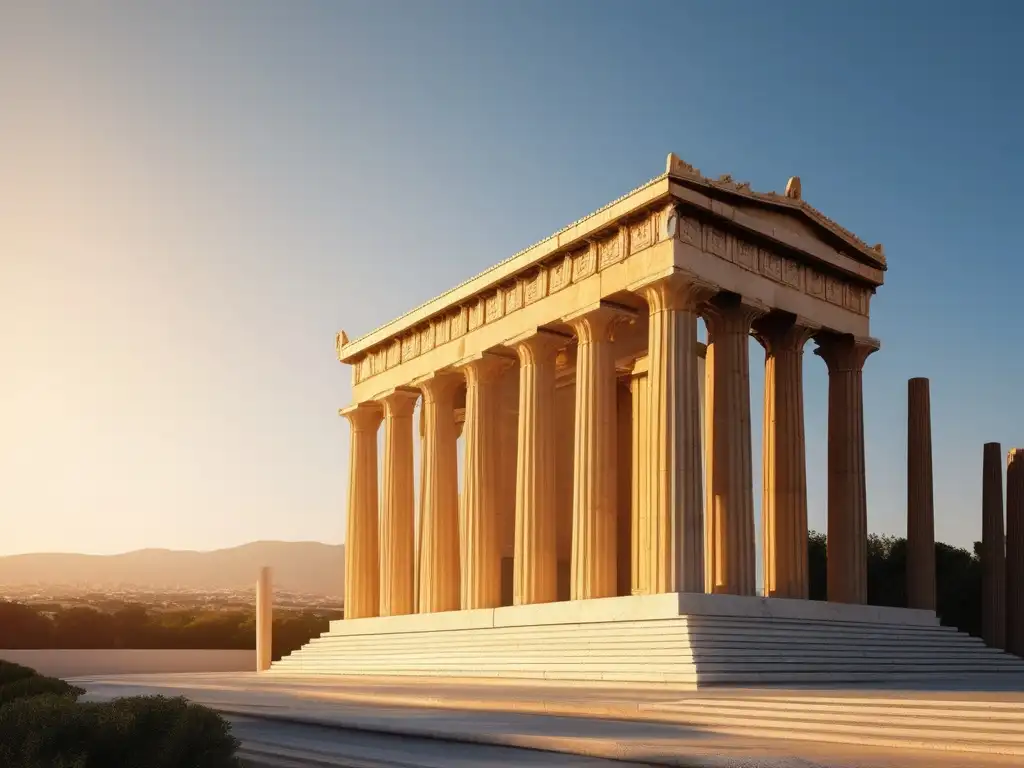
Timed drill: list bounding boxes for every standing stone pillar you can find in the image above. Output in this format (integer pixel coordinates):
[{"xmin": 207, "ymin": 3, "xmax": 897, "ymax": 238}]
[
  {"xmin": 341, "ymin": 402, "xmax": 383, "ymax": 619},
  {"xmin": 629, "ymin": 358, "xmax": 650, "ymax": 596},
  {"xmin": 512, "ymin": 330, "xmax": 566, "ymax": 606},
  {"xmin": 638, "ymin": 274, "xmax": 710, "ymax": 594},
  {"xmin": 379, "ymin": 388, "xmax": 419, "ymax": 617},
  {"xmin": 703, "ymin": 293, "xmax": 764, "ymax": 596},
  {"xmin": 753, "ymin": 312, "xmax": 814, "ymax": 600},
  {"xmin": 416, "ymin": 373, "xmax": 462, "ymax": 614},
  {"xmin": 567, "ymin": 304, "xmax": 627, "ymax": 600},
  {"xmin": 256, "ymin": 566, "xmax": 272, "ymax": 672},
  {"xmin": 813, "ymin": 333, "xmax": 878, "ymax": 605},
  {"xmin": 703, "ymin": 339, "xmax": 715, "ymax": 594},
  {"xmin": 982, "ymin": 441, "xmax": 1006, "ymax": 649},
  {"xmin": 906, "ymin": 377, "xmax": 936, "ymax": 611},
  {"xmin": 459, "ymin": 353, "xmax": 510, "ymax": 610},
  {"xmin": 1007, "ymin": 448, "xmax": 1024, "ymax": 658}
]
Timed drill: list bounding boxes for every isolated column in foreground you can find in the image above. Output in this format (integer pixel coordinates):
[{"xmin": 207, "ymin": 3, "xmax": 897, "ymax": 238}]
[
  {"xmin": 754, "ymin": 312, "xmax": 814, "ymax": 600},
  {"xmin": 1007, "ymin": 448, "xmax": 1024, "ymax": 658},
  {"xmin": 380, "ymin": 388, "xmax": 419, "ymax": 617},
  {"xmin": 638, "ymin": 273, "xmax": 709, "ymax": 594},
  {"xmin": 459, "ymin": 353, "xmax": 509, "ymax": 610},
  {"xmin": 703, "ymin": 293, "xmax": 763, "ymax": 596},
  {"xmin": 567, "ymin": 303, "xmax": 627, "ymax": 600},
  {"xmin": 256, "ymin": 566, "xmax": 272, "ymax": 672},
  {"xmin": 982, "ymin": 441, "xmax": 1007, "ymax": 648},
  {"xmin": 814, "ymin": 333, "xmax": 878, "ymax": 605},
  {"xmin": 416, "ymin": 373, "xmax": 462, "ymax": 614},
  {"xmin": 512, "ymin": 329, "xmax": 567, "ymax": 605},
  {"xmin": 906, "ymin": 377, "xmax": 936, "ymax": 611},
  {"xmin": 341, "ymin": 402, "xmax": 383, "ymax": 619}
]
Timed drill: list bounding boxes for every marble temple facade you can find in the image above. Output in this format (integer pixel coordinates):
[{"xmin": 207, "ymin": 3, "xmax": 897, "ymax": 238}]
[{"xmin": 335, "ymin": 154, "xmax": 887, "ymax": 619}]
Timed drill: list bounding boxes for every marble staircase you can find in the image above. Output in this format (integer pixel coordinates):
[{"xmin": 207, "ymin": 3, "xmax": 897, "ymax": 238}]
[{"xmin": 270, "ymin": 593, "xmax": 1024, "ymax": 688}]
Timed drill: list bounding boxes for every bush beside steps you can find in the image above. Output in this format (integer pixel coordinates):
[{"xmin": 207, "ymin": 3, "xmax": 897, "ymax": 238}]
[{"xmin": 0, "ymin": 659, "xmax": 241, "ymax": 767}]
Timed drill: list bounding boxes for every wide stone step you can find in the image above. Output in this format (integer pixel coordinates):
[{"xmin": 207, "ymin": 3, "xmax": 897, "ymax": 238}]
[
  {"xmin": 628, "ymin": 707, "xmax": 1024, "ymax": 753},
  {"xmin": 303, "ymin": 630, "xmax": 988, "ymax": 652},
  {"xmin": 272, "ymin": 658, "xmax": 1024, "ymax": 675},
  {"xmin": 650, "ymin": 696, "xmax": 1024, "ymax": 722},
  {"xmin": 307, "ymin": 624, "xmax": 978, "ymax": 648},
  {"xmin": 324, "ymin": 615, "xmax": 954, "ymax": 638},
  {"xmin": 275, "ymin": 651, "xmax": 1021, "ymax": 670}
]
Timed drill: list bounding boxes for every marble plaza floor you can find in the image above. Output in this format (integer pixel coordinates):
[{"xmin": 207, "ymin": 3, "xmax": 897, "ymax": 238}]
[{"xmin": 75, "ymin": 672, "xmax": 1024, "ymax": 767}]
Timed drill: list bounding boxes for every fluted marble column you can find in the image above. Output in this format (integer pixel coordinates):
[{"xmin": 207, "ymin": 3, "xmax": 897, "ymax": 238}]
[
  {"xmin": 753, "ymin": 313, "xmax": 814, "ymax": 600},
  {"xmin": 416, "ymin": 373, "xmax": 461, "ymax": 614},
  {"xmin": 568, "ymin": 304, "xmax": 624, "ymax": 600},
  {"xmin": 703, "ymin": 294, "xmax": 763, "ymax": 596},
  {"xmin": 630, "ymin": 359, "xmax": 650, "ymax": 596},
  {"xmin": 512, "ymin": 330, "xmax": 566, "ymax": 605},
  {"xmin": 380, "ymin": 388, "xmax": 419, "ymax": 617},
  {"xmin": 1007, "ymin": 448, "xmax": 1024, "ymax": 658},
  {"xmin": 814, "ymin": 333, "xmax": 878, "ymax": 605},
  {"xmin": 639, "ymin": 274, "xmax": 710, "ymax": 594},
  {"xmin": 341, "ymin": 402, "xmax": 383, "ymax": 619},
  {"xmin": 703, "ymin": 340, "xmax": 715, "ymax": 594},
  {"xmin": 459, "ymin": 353, "xmax": 509, "ymax": 610},
  {"xmin": 982, "ymin": 441, "xmax": 1006, "ymax": 649},
  {"xmin": 906, "ymin": 377, "xmax": 936, "ymax": 611}
]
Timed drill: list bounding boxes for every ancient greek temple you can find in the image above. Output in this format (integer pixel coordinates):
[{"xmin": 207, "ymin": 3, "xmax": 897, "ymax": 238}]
[
  {"xmin": 337, "ymin": 151, "xmax": 882, "ymax": 616},
  {"xmin": 271, "ymin": 154, "xmax": 1023, "ymax": 685}
]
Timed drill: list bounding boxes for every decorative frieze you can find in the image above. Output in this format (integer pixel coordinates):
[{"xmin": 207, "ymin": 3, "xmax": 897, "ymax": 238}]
[
  {"xmin": 549, "ymin": 254, "xmax": 572, "ymax": 293},
  {"xmin": 675, "ymin": 213, "xmax": 869, "ymax": 318},
  {"xmin": 350, "ymin": 205, "xmax": 870, "ymax": 385},
  {"xmin": 504, "ymin": 281, "xmax": 523, "ymax": 313},
  {"xmin": 419, "ymin": 324, "xmax": 435, "ymax": 354},
  {"xmin": 485, "ymin": 291, "xmax": 504, "ymax": 323},
  {"xmin": 526, "ymin": 270, "xmax": 546, "ymax": 305},
  {"xmin": 573, "ymin": 246, "xmax": 597, "ymax": 282},
  {"xmin": 629, "ymin": 218, "xmax": 653, "ymax": 254}
]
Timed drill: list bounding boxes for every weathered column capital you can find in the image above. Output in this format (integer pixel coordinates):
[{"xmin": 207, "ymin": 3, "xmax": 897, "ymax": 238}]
[
  {"xmin": 510, "ymin": 328, "xmax": 572, "ymax": 364},
  {"xmin": 633, "ymin": 271, "xmax": 717, "ymax": 313},
  {"xmin": 339, "ymin": 402, "xmax": 383, "ymax": 432},
  {"xmin": 564, "ymin": 301, "xmax": 637, "ymax": 344},
  {"xmin": 813, "ymin": 333, "xmax": 880, "ymax": 373},
  {"xmin": 380, "ymin": 387, "xmax": 420, "ymax": 418},
  {"xmin": 412, "ymin": 370, "xmax": 462, "ymax": 405},
  {"xmin": 752, "ymin": 312, "xmax": 818, "ymax": 355},
  {"xmin": 702, "ymin": 292, "xmax": 768, "ymax": 338},
  {"xmin": 456, "ymin": 351, "xmax": 516, "ymax": 383}
]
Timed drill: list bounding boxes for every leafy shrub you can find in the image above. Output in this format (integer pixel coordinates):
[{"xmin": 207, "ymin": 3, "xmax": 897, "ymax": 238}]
[
  {"xmin": 0, "ymin": 663, "xmax": 241, "ymax": 768},
  {"xmin": 86, "ymin": 695, "xmax": 242, "ymax": 768},
  {"xmin": 0, "ymin": 693, "xmax": 92, "ymax": 767},
  {"xmin": 0, "ymin": 660, "xmax": 39, "ymax": 686},
  {"xmin": 0, "ymin": 674, "xmax": 84, "ymax": 704}
]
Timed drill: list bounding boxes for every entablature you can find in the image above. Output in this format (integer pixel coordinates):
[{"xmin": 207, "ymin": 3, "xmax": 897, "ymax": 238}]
[{"xmin": 339, "ymin": 154, "xmax": 885, "ymax": 401}]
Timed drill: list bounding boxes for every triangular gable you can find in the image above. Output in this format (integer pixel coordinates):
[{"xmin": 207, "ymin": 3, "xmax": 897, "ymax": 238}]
[{"xmin": 666, "ymin": 154, "xmax": 885, "ymax": 270}]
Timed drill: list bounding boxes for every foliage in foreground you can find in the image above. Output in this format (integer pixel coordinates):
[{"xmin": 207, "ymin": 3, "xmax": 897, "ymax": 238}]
[
  {"xmin": 0, "ymin": 660, "xmax": 241, "ymax": 768},
  {"xmin": 0, "ymin": 602, "xmax": 339, "ymax": 660}
]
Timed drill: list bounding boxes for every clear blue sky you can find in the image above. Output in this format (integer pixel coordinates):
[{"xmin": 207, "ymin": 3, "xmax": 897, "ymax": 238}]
[{"xmin": 1, "ymin": 1, "xmax": 1021, "ymax": 557}]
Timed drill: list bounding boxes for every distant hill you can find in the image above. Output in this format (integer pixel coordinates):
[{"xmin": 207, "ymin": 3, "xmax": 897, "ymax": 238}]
[{"xmin": 0, "ymin": 541, "xmax": 344, "ymax": 597}]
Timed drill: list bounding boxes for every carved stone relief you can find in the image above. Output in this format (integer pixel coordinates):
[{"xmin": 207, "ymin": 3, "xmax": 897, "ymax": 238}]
[{"xmin": 351, "ymin": 205, "xmax": 870, "ymax": 384}]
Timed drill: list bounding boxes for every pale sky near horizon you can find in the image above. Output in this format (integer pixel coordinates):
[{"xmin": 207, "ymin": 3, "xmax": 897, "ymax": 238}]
[{"xmin": 1, "ymin": 1, "xmax": 1021, "ymax": 559}]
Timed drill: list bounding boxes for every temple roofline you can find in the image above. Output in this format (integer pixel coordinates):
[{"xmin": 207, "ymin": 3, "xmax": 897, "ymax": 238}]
[{"xmin": 338, "ymin": 154, "xmax": 883, "ymax": 364}]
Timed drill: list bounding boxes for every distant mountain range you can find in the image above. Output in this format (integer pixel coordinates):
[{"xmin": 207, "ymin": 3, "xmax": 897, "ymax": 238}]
[{"xmin": 0, "ymin": 541, "xmax": 344, "ymax": 597}]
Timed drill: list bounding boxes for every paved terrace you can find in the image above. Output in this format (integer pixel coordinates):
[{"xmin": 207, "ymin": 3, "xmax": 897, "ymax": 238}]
[{"xmin": 76, "ymin": 672, "xmax": 1024, "ymax": 768}]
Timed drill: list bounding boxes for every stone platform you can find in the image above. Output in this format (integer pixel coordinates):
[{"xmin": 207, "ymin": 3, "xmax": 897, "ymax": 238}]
[
  {"xmin": 271, "ymin": 593, "xmax": 1024, "ymax": 687},
  {"xmin": 76, "ymin": 671, "xmax": 1024, "ymax": 761}
]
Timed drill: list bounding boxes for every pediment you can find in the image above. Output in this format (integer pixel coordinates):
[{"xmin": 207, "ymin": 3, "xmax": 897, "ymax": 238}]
[{"xmin": 666, "ymin": 155, "xmax": 885, "ymax": 270}]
